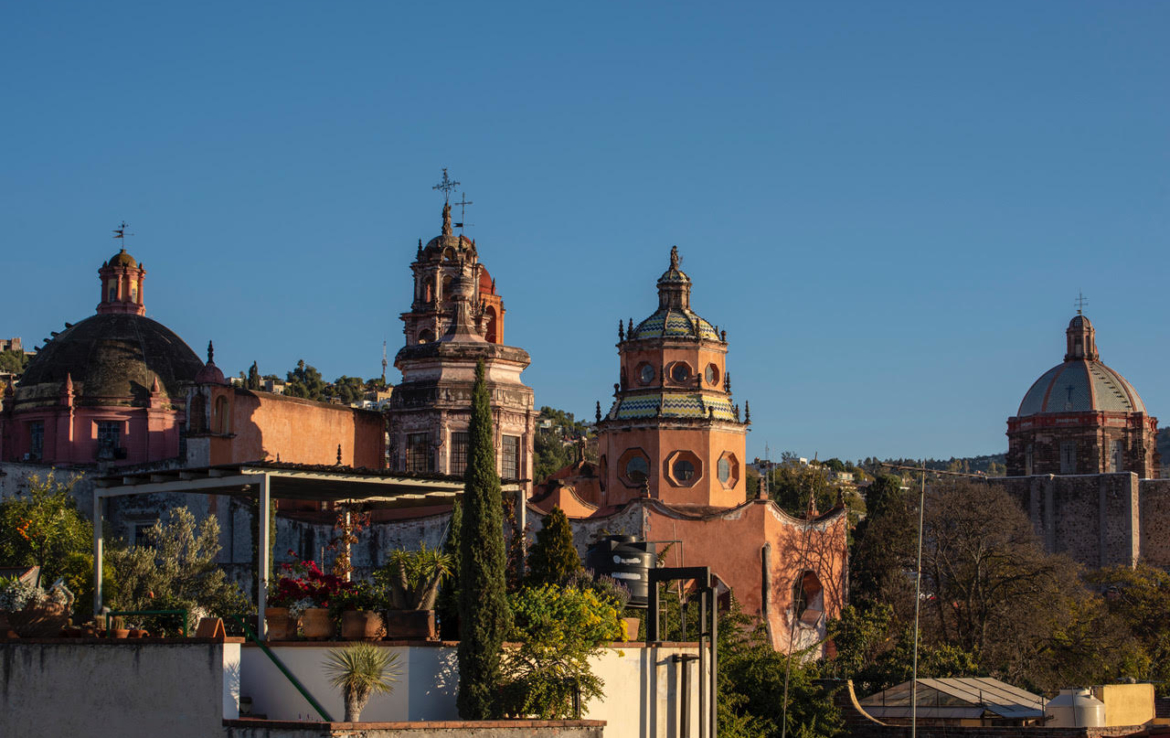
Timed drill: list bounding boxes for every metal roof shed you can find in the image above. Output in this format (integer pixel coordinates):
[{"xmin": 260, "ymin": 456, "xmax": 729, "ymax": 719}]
[
  {"xmin": 92, "ymin": 461, "xmax": 526, "ymax": 639},
  {"xmin": 860, "ymin": 677, "xmax": 1045, "ymax": 726}
]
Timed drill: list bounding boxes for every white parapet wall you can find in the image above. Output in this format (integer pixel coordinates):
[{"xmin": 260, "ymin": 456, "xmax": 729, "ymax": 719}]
[
  {"xmin": 0, "ymin": 639, "xmax": 240, "ymax": 738},
  {"xmin": 241, "ymin": 641, "xmax": 704, "ymax": 738}
]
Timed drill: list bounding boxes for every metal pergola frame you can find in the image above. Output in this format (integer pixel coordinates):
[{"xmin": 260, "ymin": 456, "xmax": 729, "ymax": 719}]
[{"xmin": 92, "ymin": 462, "xmax": 525, "ymax": 639}]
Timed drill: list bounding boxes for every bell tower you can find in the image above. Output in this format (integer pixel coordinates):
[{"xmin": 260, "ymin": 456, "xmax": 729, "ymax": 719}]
[
  {"xmin": 595, "ymin": 247, "xmax": 749, "ymax": 508},
  {"xmin": 97, "ymin": 249, "xmax": 146, "ymax": 316}
]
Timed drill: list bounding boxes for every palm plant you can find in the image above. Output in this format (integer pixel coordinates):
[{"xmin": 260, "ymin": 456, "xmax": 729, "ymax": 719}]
[
  {"xmin": 323, "ymin": 642, "xmax": 401, "ymax": 722},
  {"xmin": 375, "ymin": 543, "xmax": 453, "ymax": 610}
]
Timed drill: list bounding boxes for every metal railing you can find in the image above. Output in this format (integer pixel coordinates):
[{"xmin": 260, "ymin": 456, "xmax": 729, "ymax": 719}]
[{"xmin": 226, "ymin": 615, "xmax": 335, "ymax": 723}]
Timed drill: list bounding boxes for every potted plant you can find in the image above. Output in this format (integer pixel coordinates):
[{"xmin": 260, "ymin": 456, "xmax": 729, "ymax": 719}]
[
  {"xmin": 334, "ymin": 583, "xmax": 386, "ymax": 642},
  {"xmin": 0, "ymin": 576, "xmax": 73, "ymax": 638},
  {"xmin": 110, "ymin": 616, "xmax": 130, "ymax": 639},
  {"xmin": 323, "ymin": 642, "xmax": 400, "ymax": 722},
  {"xmin": 272, "ymin": 553, "xmax": 350, "ymax": 640},
  {"xmin": 373, "ymin": 544, "xmax": 452, "ymax": 640}
]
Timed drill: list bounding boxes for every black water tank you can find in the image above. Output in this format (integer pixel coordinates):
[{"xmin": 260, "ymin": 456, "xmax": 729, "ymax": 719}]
[{"xmin": 586, "ymin": 535, "xmax": 655, "ymax": 609}]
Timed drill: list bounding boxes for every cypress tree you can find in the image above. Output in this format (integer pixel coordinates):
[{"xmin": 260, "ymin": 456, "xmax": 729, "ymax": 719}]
[
  {"xmin": 456, "ymin": 359, "xmax": 510, "ymax": 719},
  {"xmin": 525, "ymin": 505, "xmax": 582, "ymax": 587}
]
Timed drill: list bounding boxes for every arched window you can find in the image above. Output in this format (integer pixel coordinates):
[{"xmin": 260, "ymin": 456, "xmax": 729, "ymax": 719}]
[
  {"xmin": 442, "ymin": 275, "xmax": 454, "ymax": 302},
  {"xmin": 484, "ymin": 306, "xmax": 498, "ymax": 343},
  {"xmin": 792, "ymin": 571, "xmax": 824, "ymax": 626},
  {"xmin": 417, "ymin": 329, "xmax": 435, "ymax": 344}
]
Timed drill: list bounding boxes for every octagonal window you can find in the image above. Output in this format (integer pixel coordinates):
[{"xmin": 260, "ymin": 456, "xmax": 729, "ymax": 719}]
[
  {"xmin": 626, "ymin": 455, "xmax": 649, "ymax": 483},
  {"xmin": 718, "ymin": 457, "xmax": 731, "ymax": 483},
  {"xmin": 705, "ymin": 363, "xmax": 719, "ymax": 386},
  {"xmin": 671, "ymin": 362, "xmax": 691, "ymax": 383},
  {"xmin": 674, "ymin": 459, "xmax": 695, "ymax": 481},
  {"xmin": 638, "ymin": 363, "xmax": 655, "ymax": 385}
]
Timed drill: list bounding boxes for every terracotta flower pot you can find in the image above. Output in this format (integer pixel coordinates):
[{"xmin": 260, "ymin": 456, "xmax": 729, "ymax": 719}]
[
  {"xmin": 623, "ymin": 617, "xmax": 641, "ymax": 642},
  {"xmin": 300, "ymin": 607, "xmax": 334, "ymax": 640},
  {"xmin": 264, "ymin": 607, "xmax": 298, "ymax": 641},
  {"xmin": 341, "ymin": 611, "xmax": 385, "ymax": 641},
  {"xmin": 382, "ymin": 609, "xmax": 436, "ymax": 640},
  {"xmin": 112, "ymin": 629, "xmax": 130, "ymax": 639}
]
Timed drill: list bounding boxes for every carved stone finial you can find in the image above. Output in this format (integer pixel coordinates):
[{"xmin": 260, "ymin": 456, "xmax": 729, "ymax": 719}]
[
  {"xmin": 151, "ymin": 375, "xmax": 160, "ymax": 395},
  {"xmin": 618, "ymin": 320, "xmax": 624, "ymax": 341},
  {"xmin": 337, "ymin": 444, "xmax": 343, "ymax": 465},
  {"xmin": 207, "ymin": 341, "xmax": 215, "ymax": 364},
  {"xmin": 724, "ymin": 373, "xmax": 731, "ymax": 394},
  {"xmin": 721, "ymin": 330, "xmax": 727, "ymax": 342},
  {"xmin": 614, "ymin": 382, "xmax": 620, "ymax": 396},
  {"xmin": 669, "ymin": 245, "xmax": 680, "ymax": 270},
  {"xmin": 417, "ymin": 239, "xmax": 423, "ymax": 258},
  {"xmin": 442, "ymin": 202, "xmax": 453, "ymax": 237},
  {"xmin": 628, "ymin": 318, "xmax": 634, "ymax": 336},
  {"xmin": 744, "ymin": 401, "xmax": 751, "ymax": 424},
  {"xmin": 596, "ymin": 401, "xmax": 602, "ymax": 423}
]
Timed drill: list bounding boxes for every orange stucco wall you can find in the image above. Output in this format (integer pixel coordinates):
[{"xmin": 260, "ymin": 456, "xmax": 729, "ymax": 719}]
[
  {"xmin": 644, "ymin": 501, "xmax": 848, "ymax": 652},
  {"xmin": 206, "ymin": 388, "xmax": 384, "ymax": 468},
  {"xmin": 599, "ymin": 424, "xmax": 746, "ymax": 508}
]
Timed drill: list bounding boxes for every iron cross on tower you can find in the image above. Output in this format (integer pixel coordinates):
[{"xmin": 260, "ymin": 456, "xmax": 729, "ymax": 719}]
[
  {"xmin": 1075, "ymin": 292, "xmax": 1089, "ymax": 315},
  {"xmin": 433, "ymin": 168, "xmax": 460, "ymax": 203}
]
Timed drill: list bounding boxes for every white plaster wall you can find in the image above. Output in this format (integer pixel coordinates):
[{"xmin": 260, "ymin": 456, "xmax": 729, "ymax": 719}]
[
  {"xmin": 240, "ymin": 643, "xmax": 703, "ymax": 738},
  {"xmin": 0, "ymin": 641, "xmax": 240, "ymax": 738}
]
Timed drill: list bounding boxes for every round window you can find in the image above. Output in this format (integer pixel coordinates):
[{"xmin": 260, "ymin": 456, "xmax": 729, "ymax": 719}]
[
  {"xmin": 718, "ymin": 457, "xmax": 731, "ymax": 483},
  {"xmin": 671, "ymin": 363, "xmax": 691, "ymax": 383},
  {"xmin": 706, "ymin": 364, "xmax": 719, "ymax": 386},
  {"xmin": 626, "ymin": 456, "xmax": 649, "ymax": 483},
  {"xmin": 673, "ymin": 459, "xmax": 695, "ymax": 481},
  {"xmin": 639, "ymin": 364, "xmax": 654, "ymax": 385}
]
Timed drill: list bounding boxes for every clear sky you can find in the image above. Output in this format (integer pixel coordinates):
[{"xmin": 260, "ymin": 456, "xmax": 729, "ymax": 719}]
[{"xmin": 3, "ymin": 2, "xmax": 1167, "ymax": 463}]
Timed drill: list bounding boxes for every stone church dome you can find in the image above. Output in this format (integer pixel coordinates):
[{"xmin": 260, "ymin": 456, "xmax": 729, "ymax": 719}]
[
  {"xmin": 1015, "ymin": 314, "xmax": 1147, "ymax": 417},
  {"xmin": 630, "ymin": 246, "xmax": 720, "ymax": 341},
  {"xmin": 16, "ymin": 313, "xmax": 204, "ymax": 410}
]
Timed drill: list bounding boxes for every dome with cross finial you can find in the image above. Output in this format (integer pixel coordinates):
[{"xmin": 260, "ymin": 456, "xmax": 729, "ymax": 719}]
[{"xmin": 1006, "ymin": 311, "xmax": 1159, "ymax": 478}]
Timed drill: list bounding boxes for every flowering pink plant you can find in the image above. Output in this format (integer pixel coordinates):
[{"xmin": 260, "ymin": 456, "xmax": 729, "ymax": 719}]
[{"xmin": 268, "ymin": 551, "xmax": 352, "ymax": 610}]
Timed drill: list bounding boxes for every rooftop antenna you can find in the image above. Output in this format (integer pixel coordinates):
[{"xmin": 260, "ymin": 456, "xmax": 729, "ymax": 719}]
[
  {"xmin": 381, "ymin": 339, "xmax": 388, "ymax": 384},
  {"xmin": 432, "ymin": 168, "xmax": 460, "ymax": 203},
  {"xmin": 112, "ymin": 221, "xmax": 134, "ymax": 247},
  {"xmin": 453, "ymin": 192, "xmax": 473, "ymax": 233},
  {"xmin": 1075, "ymin": 291, "xmax": 1089, "ymax": 315}
]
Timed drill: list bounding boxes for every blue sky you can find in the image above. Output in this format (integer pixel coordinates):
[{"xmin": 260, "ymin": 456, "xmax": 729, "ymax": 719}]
[{"xmin": 3, "ymin": 2, "xmax": 1167, "ymax": 462}]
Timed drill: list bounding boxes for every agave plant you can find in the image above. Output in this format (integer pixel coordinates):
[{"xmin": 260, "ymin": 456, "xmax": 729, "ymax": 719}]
[
  {"xmin": 323, "ymin": 642, "xmax": 401, "ymax": 722},
  {"xmin": 374, "ymin": 544, "xmax": 453, "ymax": 611}
]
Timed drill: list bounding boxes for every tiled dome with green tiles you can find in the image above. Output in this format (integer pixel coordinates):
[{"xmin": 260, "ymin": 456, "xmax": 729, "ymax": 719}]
[
  {"xmin": 630, "ymin": 246, "xmax": 721, "ymax": 341},
  {"xmin": 632, "ymin": 309, "xmax": 719, "ymax": 340},
  {"xmin": 608, "ymin": 393, "xmax": 736, "ymax": 421}
]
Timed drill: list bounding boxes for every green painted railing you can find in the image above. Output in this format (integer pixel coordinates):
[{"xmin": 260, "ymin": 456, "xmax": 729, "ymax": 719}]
[
  {"xmin": 227, "ymin": 615, "xmax": 335, "ymax": 723},
  {"xmin": 106, "ymin": 609, "xmax": 188, "ymax": 638}
]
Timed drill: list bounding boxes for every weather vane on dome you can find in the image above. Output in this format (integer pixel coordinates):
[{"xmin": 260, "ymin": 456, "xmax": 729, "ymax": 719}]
[
  {"xmin": 433, "ymin": 168, "xmax": 460, "ymax": 204},
  {"xmin": 1075, "ymin": 291, "xmax": 1089, "ymax": 315},
  {"xmin": 112, "ymin": 221, "xmax": 134, "ymax": 247}
]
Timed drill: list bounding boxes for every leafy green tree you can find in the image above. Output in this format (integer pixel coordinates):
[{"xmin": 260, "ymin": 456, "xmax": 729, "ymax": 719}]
[
  {"xmin": 500, "ymin": 583, "xmax": 623, "ymax": 718},
  {"xmin": 285, "ymin": 359, "xmax": 326, "ymax": 401},
  {"xmin": 718, "ymin": 601, "xmax": 844, "ymax": 738},
  {"xmin": 110, "ymin": 507, "xmax": 250, "ymax": 633},
  {"xmin": 849, "ymin": 473, "xmax": 914, "ymax": 605},
  {"xmin": 525, "ymin": 506, "xmax": 581, "ymax": 587},
  {"xmin": 457, "ymin": 359, "xmax": 511, "ymax": 719},
  {"xmin": 331, "ymin": 375, "xmax": 367, "ymax": 406},
  {"xmin": 0, "ymin": 349, "xmax": 29, "ymax": 375},
  {"xmin": 0, "ymin": 472, "xmax": 90, "ymax": 587},
  {"xmin": 767, "ymin": 464, "xmax": 836, "ymax": 517},
  {"xmin": 1089, "ymin": 564, "xmax": 1170, "ymax": 685}
]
